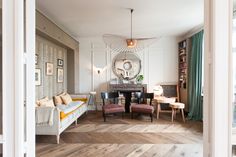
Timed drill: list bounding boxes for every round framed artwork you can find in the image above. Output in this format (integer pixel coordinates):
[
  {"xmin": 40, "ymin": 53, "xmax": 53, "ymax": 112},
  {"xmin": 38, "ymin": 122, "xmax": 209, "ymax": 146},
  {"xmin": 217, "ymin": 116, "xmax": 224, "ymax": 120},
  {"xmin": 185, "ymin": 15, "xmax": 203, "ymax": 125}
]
[{"xmin": 112, "ymin": 52, "xmax": 141, "ymax": 80}]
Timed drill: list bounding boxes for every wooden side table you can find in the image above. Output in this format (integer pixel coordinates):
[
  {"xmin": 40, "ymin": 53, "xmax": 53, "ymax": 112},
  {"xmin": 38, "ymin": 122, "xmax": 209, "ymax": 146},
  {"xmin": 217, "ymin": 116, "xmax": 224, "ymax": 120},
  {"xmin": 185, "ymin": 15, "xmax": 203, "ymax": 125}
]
[
  {"xmin": 169, "ymin": 102, "xmax": 185, "ymax": 122},
  {"xmin": 154, "ymin": 96, "xmax": 176, "ymax": 119},
  {"xmin": 89, "ymin": 91, "xmax": 97, "ymax": 111}
]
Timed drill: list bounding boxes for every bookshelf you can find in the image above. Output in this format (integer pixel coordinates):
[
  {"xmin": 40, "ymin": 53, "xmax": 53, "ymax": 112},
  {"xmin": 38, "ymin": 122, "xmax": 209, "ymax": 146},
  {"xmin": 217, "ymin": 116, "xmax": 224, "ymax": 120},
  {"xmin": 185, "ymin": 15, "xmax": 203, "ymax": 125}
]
[
  {"xmin": 178, "ymin": 40, "xmax": 187, "ymax": 89},
  {"xmin": 178, "ymin": 39, "xmax": 189, "ymax": 112}
]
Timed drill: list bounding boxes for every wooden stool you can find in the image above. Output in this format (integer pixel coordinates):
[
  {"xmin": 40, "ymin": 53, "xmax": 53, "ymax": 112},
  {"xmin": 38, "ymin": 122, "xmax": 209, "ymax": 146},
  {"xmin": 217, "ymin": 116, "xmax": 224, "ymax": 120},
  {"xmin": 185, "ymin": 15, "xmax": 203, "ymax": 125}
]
[{"xmin": 169, "ymin": 102, "xmax": 185, "ymax": 122}]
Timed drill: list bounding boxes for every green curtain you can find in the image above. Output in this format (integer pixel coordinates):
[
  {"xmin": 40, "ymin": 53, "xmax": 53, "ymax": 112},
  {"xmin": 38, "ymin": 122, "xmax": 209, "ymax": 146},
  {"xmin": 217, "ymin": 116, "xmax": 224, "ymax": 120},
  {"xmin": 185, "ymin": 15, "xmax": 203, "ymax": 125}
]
[{"xmin": 187, "ymin": 30, "xmax": 204, "ymax": 120}]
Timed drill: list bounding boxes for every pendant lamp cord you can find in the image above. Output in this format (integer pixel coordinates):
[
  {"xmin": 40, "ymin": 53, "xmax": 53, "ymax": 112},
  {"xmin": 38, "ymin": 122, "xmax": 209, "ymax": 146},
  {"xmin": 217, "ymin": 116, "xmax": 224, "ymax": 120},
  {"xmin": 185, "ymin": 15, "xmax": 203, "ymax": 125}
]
[{"xmin": 131, "ymin": 9, "xmax": 133, "ymax": 40}]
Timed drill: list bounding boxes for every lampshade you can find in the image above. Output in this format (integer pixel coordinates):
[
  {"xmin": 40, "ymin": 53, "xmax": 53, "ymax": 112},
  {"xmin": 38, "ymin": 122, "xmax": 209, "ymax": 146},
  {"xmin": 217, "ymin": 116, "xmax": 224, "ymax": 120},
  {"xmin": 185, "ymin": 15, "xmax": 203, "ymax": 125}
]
[
  {"xmin": 153, "ymin": 85, "xmax": 163, "ymax": 96},
  {"xmin": 126, "ymin": 39, "xmax": 137, "ymax": 48},
  {"xmin": 102, "ymin": 8, "xmax": 159, "ymax": 53}
]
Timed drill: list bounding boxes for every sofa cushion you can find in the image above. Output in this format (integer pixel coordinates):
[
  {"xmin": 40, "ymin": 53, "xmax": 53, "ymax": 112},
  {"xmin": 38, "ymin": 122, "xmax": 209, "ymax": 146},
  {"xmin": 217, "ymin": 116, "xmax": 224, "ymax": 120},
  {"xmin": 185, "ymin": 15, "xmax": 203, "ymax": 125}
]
[
  {"xmin": 40, "ymin": 99, "xmax": 55, "ymax": 107},
  {"xmin": 61, "ymin": 93, "xmax": 72, "ymax": 105},
  {"xmin": 36, "ymin": 97, "xmax": 49, "ymax": 107},
  {"xmin": 103, "ymin": 104, "xmax": 125, "ymax": 114},
  {"xmin": 54, "ymin": 92, "xmax": 66, "ymax": 105},
  {"xmin": 70, "ymin": 94, "xmax": 88, "ymax": 103},
  {"xmin": 72, "ymin": 98, "xmax": 88, "ymax": 102},
  {"xmin": 54, "ymin": 95, "xmax": 63, "ymax": 105},
  {"xmin": 57, "ymin": 101, "xmax": 84, "ymax": 120}
]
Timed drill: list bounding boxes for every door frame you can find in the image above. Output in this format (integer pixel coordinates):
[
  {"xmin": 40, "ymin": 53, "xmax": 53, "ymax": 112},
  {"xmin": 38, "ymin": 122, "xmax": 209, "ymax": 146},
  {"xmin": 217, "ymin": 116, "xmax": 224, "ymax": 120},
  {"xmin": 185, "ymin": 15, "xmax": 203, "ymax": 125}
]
[
  {"xmin": 1, "ymin": 0, "xmax": 234, "ymax": 156},
  {"xmin": 204, "ymin": 0, "xmax": 232, "ymax": 156},
  {"xmin": 2, "ymin": 0, "xmax": 35, "ymax": 156}
]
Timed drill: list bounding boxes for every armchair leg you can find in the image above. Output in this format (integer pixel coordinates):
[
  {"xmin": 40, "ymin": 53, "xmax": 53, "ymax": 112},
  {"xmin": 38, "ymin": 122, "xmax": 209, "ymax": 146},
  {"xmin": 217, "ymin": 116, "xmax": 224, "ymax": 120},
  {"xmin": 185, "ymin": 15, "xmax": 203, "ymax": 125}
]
[
  {"xmin": 103, "ymin": 112, "xmax": 106, "ymax": 122},
  {"xmin": 157, "ymin": 104, "xmax": 160, "ymax": 119},
  {"xmin": 150, "ymin": 113, "xmax": 153, "ymax": 122},
  {"xmin": 122, "ymin": 112, "xmax": 124, "ymax": 119},
  {"xmin": 131, "ymin": 112, "xmax": 133, "ymax": 119}
]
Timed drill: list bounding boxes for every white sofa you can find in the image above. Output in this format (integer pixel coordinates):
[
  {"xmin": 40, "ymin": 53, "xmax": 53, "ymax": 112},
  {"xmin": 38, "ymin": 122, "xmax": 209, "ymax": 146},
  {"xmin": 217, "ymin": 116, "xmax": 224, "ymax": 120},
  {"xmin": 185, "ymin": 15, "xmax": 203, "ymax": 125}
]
[{"xmin": 36, "ymin": 94, "xmax": 88, "ymax": 144}]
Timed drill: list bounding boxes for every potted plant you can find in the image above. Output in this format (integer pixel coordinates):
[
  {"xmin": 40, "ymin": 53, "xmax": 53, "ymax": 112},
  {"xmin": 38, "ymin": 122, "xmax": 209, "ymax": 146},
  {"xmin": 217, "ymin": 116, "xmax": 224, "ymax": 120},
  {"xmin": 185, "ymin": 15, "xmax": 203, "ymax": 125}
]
[{"xmin": 136, "ymin": 75, "xmax": 144, "ymax": 84}]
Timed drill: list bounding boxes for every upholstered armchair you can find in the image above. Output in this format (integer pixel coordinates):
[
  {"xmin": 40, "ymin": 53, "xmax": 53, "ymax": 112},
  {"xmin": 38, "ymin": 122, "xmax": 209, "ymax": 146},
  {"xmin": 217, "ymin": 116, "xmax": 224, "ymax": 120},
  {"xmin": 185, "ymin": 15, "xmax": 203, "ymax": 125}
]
[
  {"xmin": 130, "ymin": 92, "xmax": 154, "ymax": 122},
  {"xmin": 101, "ymin": 92, "xmax": 125, "ymax": 122}
]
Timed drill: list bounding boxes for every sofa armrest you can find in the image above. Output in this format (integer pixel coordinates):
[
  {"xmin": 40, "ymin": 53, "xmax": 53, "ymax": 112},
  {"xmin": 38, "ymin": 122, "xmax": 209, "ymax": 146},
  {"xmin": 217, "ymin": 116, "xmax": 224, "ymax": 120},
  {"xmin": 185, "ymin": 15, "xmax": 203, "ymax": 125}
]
[{"xmin": 36, "ymin": 107, "xmax": 60, "ymax": 135}]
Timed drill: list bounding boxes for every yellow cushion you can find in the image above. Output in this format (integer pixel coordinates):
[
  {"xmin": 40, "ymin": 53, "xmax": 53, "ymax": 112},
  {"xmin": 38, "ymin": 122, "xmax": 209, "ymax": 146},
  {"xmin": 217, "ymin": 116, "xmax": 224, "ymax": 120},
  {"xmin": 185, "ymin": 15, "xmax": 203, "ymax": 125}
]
[
  {"xmin": 61, "ymin": 93, "xmax": 72, "ymax": 105},
  {"xmin": 60, "ymin": 110, "xmax": 74, "ymax": 120},
  {"xmin": 72, "ymin": 98, "xmax": 88, "ymax": 102},
  {"xmin": 60, "ymin": 104, "xmax": 83, "ymax": 120}
]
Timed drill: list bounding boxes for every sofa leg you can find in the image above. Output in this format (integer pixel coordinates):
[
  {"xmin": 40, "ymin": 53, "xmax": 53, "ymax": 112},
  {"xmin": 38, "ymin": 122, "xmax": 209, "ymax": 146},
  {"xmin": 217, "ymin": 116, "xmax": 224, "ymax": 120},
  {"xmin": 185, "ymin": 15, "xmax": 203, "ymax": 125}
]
[
  {"xmin": 131, "ymin": 112, "xmax": 133, "ymax": 119},
  {"xmin": 122, "ymin": 112, "xmax": 124, "ymax": 119},
  {"xmin": 56, "ymin": 135, "xmax": 60, "ymax": 144},
  {"xmin": 75, "ymin": 119, "xmax": 78, "ymax": 126}
]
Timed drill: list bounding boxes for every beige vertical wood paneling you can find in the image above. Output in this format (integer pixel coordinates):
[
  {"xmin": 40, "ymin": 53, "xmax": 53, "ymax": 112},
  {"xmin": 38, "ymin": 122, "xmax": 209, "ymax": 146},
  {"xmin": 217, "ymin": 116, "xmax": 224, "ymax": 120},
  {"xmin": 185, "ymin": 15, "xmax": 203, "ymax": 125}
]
[
  {"xmin": 35, "ymin": 35, "xmax": 67, "ymax": 100},
  {"xmin": 63, "ymin": 48, "xmax": 68, "ymax": 91}
]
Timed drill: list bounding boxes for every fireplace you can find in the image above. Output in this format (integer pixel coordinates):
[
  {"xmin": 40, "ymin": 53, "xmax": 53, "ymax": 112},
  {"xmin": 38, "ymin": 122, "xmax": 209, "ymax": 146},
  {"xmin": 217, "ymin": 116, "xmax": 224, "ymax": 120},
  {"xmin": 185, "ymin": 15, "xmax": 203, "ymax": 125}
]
[{"xmin": 109, "ymin": 84, "xmax": 147, "ymax": 112}]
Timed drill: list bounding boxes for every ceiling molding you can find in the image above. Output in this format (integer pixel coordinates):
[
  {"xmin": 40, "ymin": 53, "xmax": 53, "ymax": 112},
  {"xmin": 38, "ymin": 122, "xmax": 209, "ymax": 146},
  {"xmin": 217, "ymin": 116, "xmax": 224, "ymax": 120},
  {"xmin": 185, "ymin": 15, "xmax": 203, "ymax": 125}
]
[{"xmin": 36, "ymin": 9, "xmax": 80, "ymax": 42}]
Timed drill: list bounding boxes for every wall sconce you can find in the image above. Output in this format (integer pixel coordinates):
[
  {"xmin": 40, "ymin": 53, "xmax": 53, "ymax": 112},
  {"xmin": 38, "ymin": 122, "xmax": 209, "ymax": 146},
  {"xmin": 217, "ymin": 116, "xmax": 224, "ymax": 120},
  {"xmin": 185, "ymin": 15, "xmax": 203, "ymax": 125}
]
[
  {"xmin": 94, "ymin": 66, "xmax": 108, "ymax": 75},
  {"xmin": 95, "ymin": 67, "xmax": 103, "ymax": 75}
]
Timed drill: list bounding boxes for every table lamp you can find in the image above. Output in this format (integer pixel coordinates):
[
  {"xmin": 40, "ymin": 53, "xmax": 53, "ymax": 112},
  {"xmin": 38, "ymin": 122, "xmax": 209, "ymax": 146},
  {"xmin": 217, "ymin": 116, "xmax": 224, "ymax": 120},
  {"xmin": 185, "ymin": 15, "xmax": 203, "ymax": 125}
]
[{"xmin": 153, "ymin": 85, "xmax": 163, "ymax": 97}]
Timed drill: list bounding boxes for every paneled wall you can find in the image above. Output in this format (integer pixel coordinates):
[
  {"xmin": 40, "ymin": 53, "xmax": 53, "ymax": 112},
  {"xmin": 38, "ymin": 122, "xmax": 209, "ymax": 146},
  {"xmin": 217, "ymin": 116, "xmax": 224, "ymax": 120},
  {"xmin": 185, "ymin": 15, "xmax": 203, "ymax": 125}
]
[
  {"xmin": 36, "ymin": 10, "xmax": 80, "ymax": 94},
  {"xmin": 35, "ymin": 35, "xmax": 67, "ymax": 100},
  {"xmin": 79, "ymin": 36, "xmax": 178, "ymax": 104}
]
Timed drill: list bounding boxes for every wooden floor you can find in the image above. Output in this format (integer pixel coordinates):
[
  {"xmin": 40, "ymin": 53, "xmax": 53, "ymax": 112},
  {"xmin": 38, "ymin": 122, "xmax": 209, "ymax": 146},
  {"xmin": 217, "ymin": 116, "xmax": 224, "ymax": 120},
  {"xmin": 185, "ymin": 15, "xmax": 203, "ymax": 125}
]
[{"xmin": 36, "ymin": 111, "xmax": 203, "ymax": 157}]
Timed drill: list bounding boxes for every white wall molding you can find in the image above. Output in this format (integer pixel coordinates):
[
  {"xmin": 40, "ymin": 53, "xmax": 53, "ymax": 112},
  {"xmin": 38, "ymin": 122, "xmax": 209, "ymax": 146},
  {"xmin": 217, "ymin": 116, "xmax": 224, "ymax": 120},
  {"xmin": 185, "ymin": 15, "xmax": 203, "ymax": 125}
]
[
  {"xmin": 79, "ymin": 37, "xmax": 178, "ymax": 100},
  {"xmin": 147, "ymin": 49, "xmax": 150, "ymax": 91},
  {"xmin": 105, "ymin": 45, "xmax": 110, "ymax": 90},
  {"xmin": 91, "ymin": 43, "xmax": 94, "ymax": 91}
]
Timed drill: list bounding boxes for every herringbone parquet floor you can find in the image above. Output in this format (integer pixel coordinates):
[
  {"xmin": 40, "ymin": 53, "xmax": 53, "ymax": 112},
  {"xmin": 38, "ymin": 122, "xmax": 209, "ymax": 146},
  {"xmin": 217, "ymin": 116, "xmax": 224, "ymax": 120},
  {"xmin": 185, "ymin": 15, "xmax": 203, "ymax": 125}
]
[{"xmin": 36, "ymin": 111, "xmax": 203, "ymax": 157}]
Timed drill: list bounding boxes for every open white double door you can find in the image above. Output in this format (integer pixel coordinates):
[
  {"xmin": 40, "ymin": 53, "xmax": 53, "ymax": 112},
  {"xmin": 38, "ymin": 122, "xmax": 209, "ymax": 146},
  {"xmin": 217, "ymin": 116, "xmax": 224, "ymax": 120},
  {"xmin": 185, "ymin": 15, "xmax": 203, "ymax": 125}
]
[
  {"xmin": 1, "ymin": 0, "xmax": 35, "ymax": 156},
  {"xmin": 0, "ymin": 0, "xmax": 233, "ymax": 157}
]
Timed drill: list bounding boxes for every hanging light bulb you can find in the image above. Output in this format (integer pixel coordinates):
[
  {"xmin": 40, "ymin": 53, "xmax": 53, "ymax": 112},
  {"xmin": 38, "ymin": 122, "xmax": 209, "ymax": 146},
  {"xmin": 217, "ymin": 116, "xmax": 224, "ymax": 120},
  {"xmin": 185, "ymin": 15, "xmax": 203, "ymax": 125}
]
[{"xmin": 126, "ymin": 39, "xmax": 137, "ymax": 48}]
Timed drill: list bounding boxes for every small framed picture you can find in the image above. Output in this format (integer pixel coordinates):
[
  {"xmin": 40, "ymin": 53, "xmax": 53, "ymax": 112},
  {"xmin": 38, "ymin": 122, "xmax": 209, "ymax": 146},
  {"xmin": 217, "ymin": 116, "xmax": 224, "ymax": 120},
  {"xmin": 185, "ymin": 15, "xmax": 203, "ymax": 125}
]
[
  {"xmin": 57, "ymin": 68, "xmax": 64, "ymax": 83},
  {"xmin": 46, "ymin": 62, "xmax": 53, "ymax": 75},
  {"xmin": 57, "ymin": 59, "xmax": 64, "ymax": 67},
  {"xmin": 35, "ymin": 69, "xmax": 41, "ymax": 86},
  {"xmin": 35, "ymin": 54, "xmax": 38, "ymax": 65}
]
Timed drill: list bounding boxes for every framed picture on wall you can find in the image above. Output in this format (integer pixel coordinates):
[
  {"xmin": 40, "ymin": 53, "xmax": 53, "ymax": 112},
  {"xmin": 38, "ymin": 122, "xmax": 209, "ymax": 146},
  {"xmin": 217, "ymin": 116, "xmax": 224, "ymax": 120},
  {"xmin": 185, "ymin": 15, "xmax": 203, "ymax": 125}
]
[
  {"xmin": 35, "ymin": 68, "xmax": 41, "ymax": 86},
  {"xmin": 35, "ymin": 54, "xmax": 38, "ymax": 65},
  {"xmin": 46, "ymin": 62, "xmax": 53, "ymax": 75},
  {"xmin": 57, "ymin": 59, "xmax": 64, "ymax": 67},
  {"xmin": 57, "ymin": 68, "xmax": 64, "ymax": 83}
]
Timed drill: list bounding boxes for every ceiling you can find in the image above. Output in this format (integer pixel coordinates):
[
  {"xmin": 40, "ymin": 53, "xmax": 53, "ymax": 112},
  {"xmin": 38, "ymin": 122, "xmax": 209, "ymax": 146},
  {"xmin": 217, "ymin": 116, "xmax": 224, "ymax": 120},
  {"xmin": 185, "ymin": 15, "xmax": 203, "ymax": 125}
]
[{"xmin": 36, "ymin": 0, "xmax": 204, "ymax": 40}]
